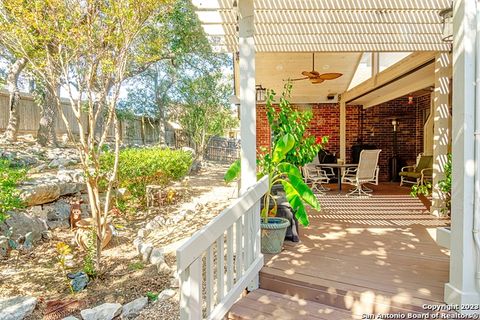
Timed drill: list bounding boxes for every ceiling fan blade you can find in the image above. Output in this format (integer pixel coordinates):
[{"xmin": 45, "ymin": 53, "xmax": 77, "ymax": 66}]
[
  {"xmin": 310, "ymin": 78, "xmax": 325, "ymax": 84},
  {"xmin": 318, "ymin": 72, "xmax": 343, "ymax": 80},
  {"xmin": 301, "ymin": 71, "xmax": 314, "ymax": 77},
  {"xmin": 289, "ymin": 77, "xmax": 309, "ymax": 81}
]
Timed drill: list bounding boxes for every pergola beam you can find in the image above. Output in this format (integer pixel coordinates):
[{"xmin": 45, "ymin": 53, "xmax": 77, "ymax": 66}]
[
  {"xmin": 193, "ymin": 0, "xmax": 450, "ymax": 10},
  {"xmin": 197, "ymin": 10, "xmax": 446, "ymax": 25},
  {"xmin": 203, "ymin": 23, "xmax": 443, "ymax": 36}
]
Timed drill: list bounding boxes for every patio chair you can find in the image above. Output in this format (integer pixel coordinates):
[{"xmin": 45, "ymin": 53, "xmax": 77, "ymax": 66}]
[
  {"xmin": 302, "ymin": 163, "xmax": 331, "ymax": 193},
  {"xmin": 399, "ymin": 154, "xmax": 433, "ymax": 186},
  {"xmin": 342, "ymin": 149, "xmax": 382, "ymax": 196},
  {"xmin": 342, "ymin": 165, "xmax": 380, "ymax": 193}
]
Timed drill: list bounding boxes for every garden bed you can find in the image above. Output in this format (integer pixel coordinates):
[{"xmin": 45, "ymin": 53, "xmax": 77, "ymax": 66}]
[{"xmin": 0, "ymin": 160, "xmax": 235, "ymax": 319}]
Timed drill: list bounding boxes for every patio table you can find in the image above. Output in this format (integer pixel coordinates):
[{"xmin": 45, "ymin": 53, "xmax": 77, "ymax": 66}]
[{"xmin": 317, "ymin": 163, "xmax": 358, "ymax": 192}]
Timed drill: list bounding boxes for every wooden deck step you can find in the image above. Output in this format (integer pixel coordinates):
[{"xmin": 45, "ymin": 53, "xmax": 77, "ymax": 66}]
[
  {"xmin": 259, "ymin": 267, "xmax": 440, "ymax": 315},
  {"xmin": 228, "ymin": 289, "xmax": 361, "ymax": 320}
]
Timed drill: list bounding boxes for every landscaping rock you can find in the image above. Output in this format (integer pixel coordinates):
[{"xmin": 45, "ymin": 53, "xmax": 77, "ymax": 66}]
[
  {"xmin": 20, "ymin": 181, "xmax": 61, "ymax": 206},
  {"xmin": 157, "ymin": 262, "xmax": 173, "ymax": 275},
  {"xmin": 0, "ymin": 296, "xmax": 37, "ymax": 320},
  {"xmin": 158, "ymin": 289, "xmax": 176, "ymax": 302},
  {"xmin": 3, "ymin": 212, "xmax": 47, "ymax": 243},
  {"xmin": 80, "ymin": 303, "xmax": 122, "ymax": 320},
  {"xmin": 48, "ymin": 158, "xmax": 77, "ymax": 168},
  {"xmin": 62, "ymin": 317, "xmax": 80, "ymax": 320},
  {"xmin": 67, "ymin": 272, "xmax": 89, "ymax": 292},
  {"xmin": 121, "ymin": 297, "xmax": 148, "ymax": 318},
  {"xmin": 169, "ymin": 277, "xmax": 179, "ymax": 289},
  {"xmin": 149, "ymin": 248, "xmax": 164, "ymax": 265},
  {"xmin": 139, "ymin": 243, "xmax": 153, "ymax": 262},
  {"xmin": 0, "ymin": 236, "xmax": 9, "ymax": 257}
]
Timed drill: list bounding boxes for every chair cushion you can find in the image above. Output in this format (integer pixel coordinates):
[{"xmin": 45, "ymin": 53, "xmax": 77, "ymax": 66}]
[
  {"xmin": 399, "ymin": 171, "xmax": 421, "ymax": 178},
  {"xmin": 415, "ymin": 156, "xmax": 433, "ymax": 173}
]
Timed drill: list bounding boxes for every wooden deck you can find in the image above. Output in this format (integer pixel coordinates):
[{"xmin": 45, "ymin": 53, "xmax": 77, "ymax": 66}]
[{"xmin": 229, "ymin": 184, "xmax": 451, "ymax": 319}]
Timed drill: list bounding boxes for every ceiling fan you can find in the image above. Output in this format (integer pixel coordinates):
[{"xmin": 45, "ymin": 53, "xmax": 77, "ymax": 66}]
[{"xmin": 287, "ymin": 53, "xmax": 343, "ymax": 84}]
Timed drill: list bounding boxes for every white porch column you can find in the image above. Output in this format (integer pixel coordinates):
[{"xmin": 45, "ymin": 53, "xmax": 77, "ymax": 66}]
[
  {"xmin": 431, "ymin": 53, "xmax": 451, "ymax": 217},
  {"xmin": 339, "ymin": 98, "xmax": 347, "ymax": 161},
  {"xmin": 238, "ymin": 0, "xmax": 256, "ymax": 194},
  {"xmin": 445, "ymin": 0, "xmax": 480, "ymax": 307}
]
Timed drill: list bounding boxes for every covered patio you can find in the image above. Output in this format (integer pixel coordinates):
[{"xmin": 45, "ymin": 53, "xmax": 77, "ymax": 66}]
[{"xmin": 174, "ymin": 1, "xmax": 480, "ymax": 319}]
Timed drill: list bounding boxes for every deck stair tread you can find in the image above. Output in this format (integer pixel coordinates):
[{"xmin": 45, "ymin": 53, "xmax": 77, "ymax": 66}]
[{"xmin": 228, "ymin": 289, "xmax": 361, "ymax": 320}]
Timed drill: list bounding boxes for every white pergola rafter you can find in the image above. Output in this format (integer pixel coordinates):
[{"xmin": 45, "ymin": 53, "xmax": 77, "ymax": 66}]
[{"xmin": 193, "ymin": 0, "xmax": 452, "ymax": 53}]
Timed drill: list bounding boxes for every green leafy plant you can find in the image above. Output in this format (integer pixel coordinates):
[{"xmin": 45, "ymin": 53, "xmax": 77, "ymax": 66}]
[
  {"xmin": 128, "ymin": 261, "xmax": 145, "ymax": 271},
  {"xmin": 438, "ymin": 153, "xmax": 452, "ymax": 216},
  {"xmin": 265, "ymin": 83, "xmax": 328, "ymax": 166},
  {"xmin": 56, "ymin": 242, "xmax": 74, "ymax": 294},
  {"xmin": 82, "ymin": 228, "xmax": 97, "ymax": 278},
  {"xmin": 146, "ymin": 291, "xmax": 159, "ymax": 302},
  {"xmin": 410, "ymin": 181, "xmax": 432, "ymax": 197},
  {"xmin": 410, "ymin": 153, "xmax": 452, "ymax": 216},
  {"xmin": 225, "ymin": 84, "xmax": 323, "ymax": 226},
  {"xmin": 0, "ymin": 159, "xmax": 26, "ymax": 222},
  {"xmin": 100, "ymin": 147, "xmax": 193, "ymax": 206},
  {"xmin": 225, "ymin": 133, "xmax": 320, "ymax": 226}
]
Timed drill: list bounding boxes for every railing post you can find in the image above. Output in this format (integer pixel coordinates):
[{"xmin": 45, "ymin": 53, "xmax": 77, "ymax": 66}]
[{"xmin": 248, "ymin": 198, "xmax": 261, "ymax": 291}]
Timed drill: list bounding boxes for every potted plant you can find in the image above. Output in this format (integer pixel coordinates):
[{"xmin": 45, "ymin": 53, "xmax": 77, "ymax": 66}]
[{"xmin": 225, "ymin": 83, "xmax": 323, "ymax": 253}]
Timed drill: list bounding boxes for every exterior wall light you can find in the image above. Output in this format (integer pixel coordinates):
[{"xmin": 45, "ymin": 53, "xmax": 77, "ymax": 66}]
[{"xmin": 256, "ymin": 85, "xmax": 266, "ymax": 102}]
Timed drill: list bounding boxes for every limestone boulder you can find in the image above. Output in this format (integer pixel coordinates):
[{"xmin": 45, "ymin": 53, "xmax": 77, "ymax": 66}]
[{"xmin": 0, "ymin": 296, "xmax": 37, "ymax": 320}]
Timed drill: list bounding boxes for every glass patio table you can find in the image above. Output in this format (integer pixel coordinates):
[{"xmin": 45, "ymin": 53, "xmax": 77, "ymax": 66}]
[{"xmin": 316, "ymin": 163, "xmax": 358, "ymax": 192}]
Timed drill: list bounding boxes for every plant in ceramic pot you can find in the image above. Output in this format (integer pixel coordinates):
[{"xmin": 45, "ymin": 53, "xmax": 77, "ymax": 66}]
[
  {"xmin": 225, "ymin": 133, "xmax": 321, "ymax": 253},
  {"xmin": 225, "ymin": 84, "xmax": 323, "ymax": 253}
]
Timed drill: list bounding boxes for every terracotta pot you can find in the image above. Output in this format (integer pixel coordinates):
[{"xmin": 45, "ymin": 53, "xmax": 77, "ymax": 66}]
[{"xmin": 74, "ymin": 218, "xmax": 113, "ymax": 250}]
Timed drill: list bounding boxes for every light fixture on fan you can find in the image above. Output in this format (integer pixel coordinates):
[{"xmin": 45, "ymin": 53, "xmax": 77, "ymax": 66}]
[{"xmin": 285, "ymin": 53, "xmax": 343, "ymax": 84}]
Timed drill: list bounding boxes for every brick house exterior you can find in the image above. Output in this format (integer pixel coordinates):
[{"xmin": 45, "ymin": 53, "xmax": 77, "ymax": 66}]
[{"xmin": 256, "ymin": 95, "xmax": 431, "ymax": 182}]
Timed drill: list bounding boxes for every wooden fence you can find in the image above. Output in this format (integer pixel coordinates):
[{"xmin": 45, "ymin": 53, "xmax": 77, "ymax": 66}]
[
  {"xmin": 205, "ymin": 136, "xmax": 240, "ymax": 162},
  {"xmin": 0, "ymin": 90, "xmax": 162, "ymax": 145}
]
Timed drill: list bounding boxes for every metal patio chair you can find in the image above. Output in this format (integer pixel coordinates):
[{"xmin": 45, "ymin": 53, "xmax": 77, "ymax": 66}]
[{"xmin": 342, "ymin": 149, "xmax": 382, "ymax": 196}]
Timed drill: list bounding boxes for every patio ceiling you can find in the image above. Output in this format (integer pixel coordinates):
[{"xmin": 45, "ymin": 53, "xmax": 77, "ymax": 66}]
[{"xmin": 192, "ymin": 0, "xmax": 451, "ymax": 52}]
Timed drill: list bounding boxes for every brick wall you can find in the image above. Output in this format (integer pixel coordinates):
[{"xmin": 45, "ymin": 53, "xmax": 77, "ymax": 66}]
[{"xmin": 255, "ymin": 94, "xmax": 431, "ymax": 182}]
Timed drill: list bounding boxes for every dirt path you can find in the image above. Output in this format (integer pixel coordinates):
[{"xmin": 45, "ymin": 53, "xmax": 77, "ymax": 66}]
[{"xmin": 0, "ymin": 162, "xmax": 236, "ymax": 319}]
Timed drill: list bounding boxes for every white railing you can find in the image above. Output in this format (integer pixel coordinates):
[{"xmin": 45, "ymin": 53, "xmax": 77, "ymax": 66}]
[{"xmin": 176, "ymin": 176, "xmax": 268, "ymax": 320}]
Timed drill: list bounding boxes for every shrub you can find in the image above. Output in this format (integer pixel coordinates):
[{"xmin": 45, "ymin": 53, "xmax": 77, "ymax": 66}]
[
  {"xmin": 101, "ymin": 147, "xmax": 193, "ymax": 205},
  {"xmin": 0, "ymin": 159, "xmax": 26, "ymax": 222}
]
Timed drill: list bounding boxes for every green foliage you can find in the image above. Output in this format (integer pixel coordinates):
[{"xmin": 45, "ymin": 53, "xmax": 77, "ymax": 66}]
[
  {"xmin": 410, "ymin": 154, "xmax": 451, "ymax": 216},
  {"xmin": 101, "ymin": 147, "xmax": 192, "ymax": 204},
  {"xmin": 265, "ymin": 83, "xmax": 327, "ymax": 167},
  {"xmin": 177, "ymin": 70, "xmax": 236, "ymax": 156},
  {"xmin": 129, "ymin": 261, "xmax": 145, "ymax": 271},
  {"xmin": 0, "ymin": 159, "xmax": 26, "ymax": 222},
  {"xmin": 83, "ymin": 228, "xmax": 97, "ymax": 278},
  {"xmin": 410, "ymin": 181, "xmax": 432, "ymax": 197},
  {"xmin": 146, "ymin": 291, "xmax": 159, "ymax": 302},
  {"xmin": 438, "ymin": 153, "xmax": 452, "ymax": 215},
  {"xmin": 225, "ymin": 133, "xmax": 321, "ymax": 227},
  {"xmin": 56, "ymin": 242, "xmax": 74, "ymax": 294}
]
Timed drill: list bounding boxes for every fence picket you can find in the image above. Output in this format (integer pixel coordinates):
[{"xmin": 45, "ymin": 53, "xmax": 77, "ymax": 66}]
[
  {"xmin": 216, "ymin": 235, "xmax": 225, "ymax": 303},
  {"xmin": 226, "ymin": 226, "xmax": 234, "ymax": 290},
  {"xmin": 206, "ymin": 245, "xmax": 214, "ymax": 314}
]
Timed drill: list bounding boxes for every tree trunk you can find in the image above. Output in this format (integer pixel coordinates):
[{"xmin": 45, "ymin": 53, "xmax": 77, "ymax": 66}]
[
  {"xmin": 37, "ymin": 84, "xmax": 58, "ymax": 146},
  {"xmin": 4, "ymin": 58, "xmax": 27, "ymax": 142}
]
